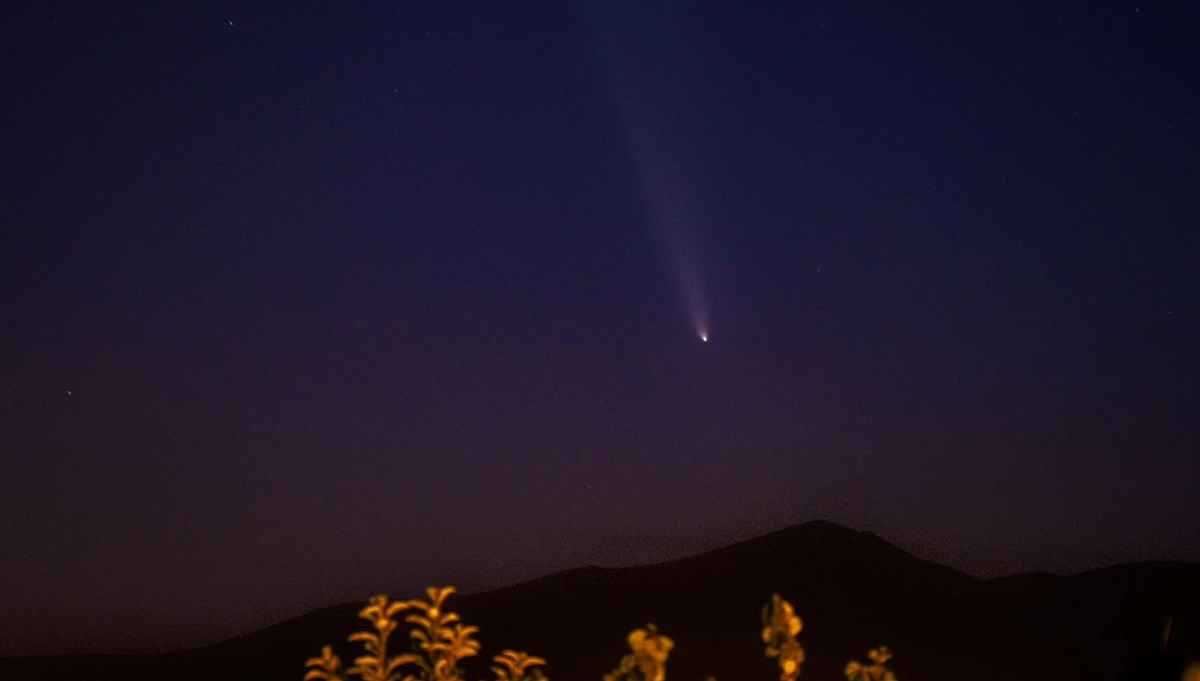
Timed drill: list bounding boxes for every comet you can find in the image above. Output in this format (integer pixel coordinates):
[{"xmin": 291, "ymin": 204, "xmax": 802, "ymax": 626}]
[{"xmin": 587, "ymin": 3, "xmax": 713, "ymax": 343}]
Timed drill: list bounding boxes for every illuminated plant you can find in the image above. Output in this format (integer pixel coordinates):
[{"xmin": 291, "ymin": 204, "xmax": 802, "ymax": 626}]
[
  {"xmin": 307, "ymin": 587, "xmax": 544, "ymax": 681},
  {"xmin": 404, "ymin": 586, "xmax": 482, "ymax": 681},
  {"xmin": 603, "ymin": 624, "xmax": 674, "ymax": 681},
  {"xmin": 305, "ymin": 646, "xmax": 345, "ymax": 681},
  {"xmin": 492, "ymin": 650, "xmax": 548, "ymax": 681},
  {"xmin": 762, "ymin": 593, "xmax": 805, "ymax": 681},
  {"xmin": 307, "ymin": 587, "xmax": 897, "ymax": 681},
  {"xmin": 349, "ymin": 594, "xmax": 421, "ymax": 681},
  {"xmin": 844, "ymin": 647, "xmax": 896, "ymax": 681}
]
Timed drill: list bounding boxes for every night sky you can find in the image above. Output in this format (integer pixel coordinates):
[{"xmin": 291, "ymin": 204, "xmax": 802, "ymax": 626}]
[{"xmin": 2, "ymin": 0, "xmax": 1198, "ymax": 656}]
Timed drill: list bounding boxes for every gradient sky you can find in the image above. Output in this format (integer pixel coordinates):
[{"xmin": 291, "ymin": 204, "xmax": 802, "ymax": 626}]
[{"xmin": 2, "ymin": 0, "xmax": 1198, "ymax": 656}]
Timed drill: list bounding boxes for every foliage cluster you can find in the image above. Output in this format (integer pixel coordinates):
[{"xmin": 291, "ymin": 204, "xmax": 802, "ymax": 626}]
[{"xmin": 306, "ymin": 586, "xmax": 896, "ymax": 681}]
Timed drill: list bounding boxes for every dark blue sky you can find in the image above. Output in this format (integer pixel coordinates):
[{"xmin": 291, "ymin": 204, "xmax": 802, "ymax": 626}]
[{"xmin": 1, "ymin": 0, "xmax": 1197, "ymax": 656}]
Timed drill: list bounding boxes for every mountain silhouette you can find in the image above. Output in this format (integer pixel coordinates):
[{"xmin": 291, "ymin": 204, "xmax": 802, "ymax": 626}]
[{"xmin": 1, "ymin": 520, "xmax": 1196, "ymax": 681}]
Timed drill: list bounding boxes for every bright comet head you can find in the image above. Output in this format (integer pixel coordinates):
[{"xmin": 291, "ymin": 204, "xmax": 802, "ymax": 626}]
[{"xmin": 700, "ymin": 332, "xmax": 708, "ymax": 342}]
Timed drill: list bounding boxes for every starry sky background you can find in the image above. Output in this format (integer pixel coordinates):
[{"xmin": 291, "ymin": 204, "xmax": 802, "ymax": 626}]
[{"xmin": 2, "ymin": 0, "xmax": 1198, "ymax": 656}]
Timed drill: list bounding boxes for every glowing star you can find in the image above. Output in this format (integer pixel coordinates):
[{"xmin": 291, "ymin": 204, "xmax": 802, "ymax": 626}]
[{"xmin": 700, "ymin": 333, "xmax": 708, "ymax": 342}]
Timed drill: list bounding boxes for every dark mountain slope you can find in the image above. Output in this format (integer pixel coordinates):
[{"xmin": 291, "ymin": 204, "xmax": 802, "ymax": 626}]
[{"xmin": 2, "ymin": 521, "xmax": 1196, "ymax": 681}]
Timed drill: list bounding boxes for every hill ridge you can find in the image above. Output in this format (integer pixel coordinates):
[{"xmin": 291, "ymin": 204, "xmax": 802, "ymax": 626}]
[{"xmin": 2, "ymin": 520, "xmax": 1197, "ymax": 681}]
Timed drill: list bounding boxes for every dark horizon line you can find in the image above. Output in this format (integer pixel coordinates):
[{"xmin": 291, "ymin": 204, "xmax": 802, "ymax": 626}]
[{"xmin": 6, "ymin": 518, "xmax": 1197, "ymax": 661}]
